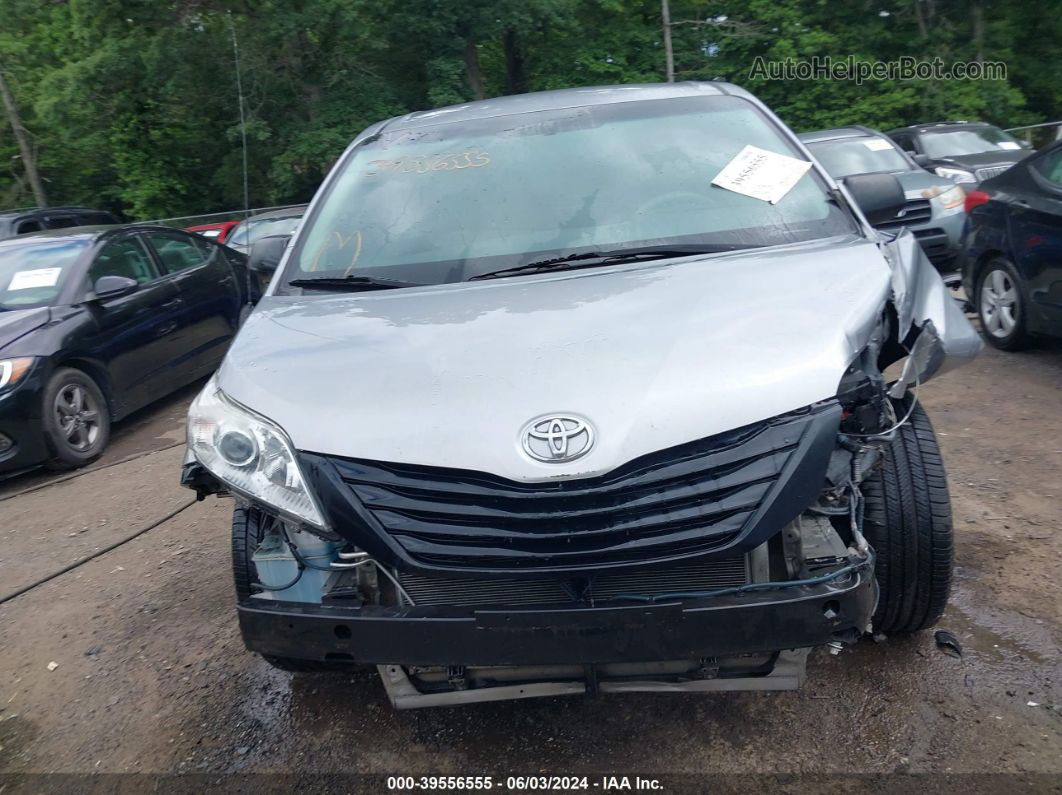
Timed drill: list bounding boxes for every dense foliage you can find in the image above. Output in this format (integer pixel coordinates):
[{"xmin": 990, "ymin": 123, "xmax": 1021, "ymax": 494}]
[{"xmin": 1, "ymin": 0, "xmax": 1058, "ymax": 218}]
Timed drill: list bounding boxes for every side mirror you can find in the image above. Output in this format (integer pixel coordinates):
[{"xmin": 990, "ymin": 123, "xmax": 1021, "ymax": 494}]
[
  {"xmin": 843, "ymin": 173, "xmax": 907, "ymax": 227},
  {"xmin": 248, "ymin": 234, "xmax": 289, "ymax": 275},
  {"xmin": 912, "ymin": 153, "xmax": 931, "ymax": 167},
  {"xmin": 92, "ymin": 275, "xmax": 139, "ymax": 300}
]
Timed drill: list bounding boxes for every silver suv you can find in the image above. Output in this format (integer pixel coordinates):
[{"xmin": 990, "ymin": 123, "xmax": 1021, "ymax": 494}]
[
  {"xmin": 799, "ymin": 126, "xmax": 967, "ymax": 269},
  {"xmin": 182, "ymin": 83, "xmax": 980, "ymax": 708}
]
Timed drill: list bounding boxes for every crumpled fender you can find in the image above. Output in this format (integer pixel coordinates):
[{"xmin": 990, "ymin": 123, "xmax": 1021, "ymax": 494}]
[{"xmin": 883, "ymin": 229, "xmax": 982, "ymax": 395}]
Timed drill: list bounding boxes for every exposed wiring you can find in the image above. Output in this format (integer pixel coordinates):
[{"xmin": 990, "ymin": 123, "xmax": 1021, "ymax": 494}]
[
  {"xmin": 256, "ymin": 518, "xmax": 417, "ymax": 605},
  {"xmin": 371, "ymin": 563, "xmax": 417, "ymax": 606},
  {"xmin": 845, "ymin": 345, "xmax": 922, "ymax": 441},
  {"xmin": 252, "ymin": 562, "xmax": 304, "ymax": 592}
]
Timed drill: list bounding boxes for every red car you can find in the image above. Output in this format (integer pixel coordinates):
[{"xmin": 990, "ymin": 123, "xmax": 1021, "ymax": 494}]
[{"xmin": 185, "ymin": 220, "xmax": 239, "ymax": 243}]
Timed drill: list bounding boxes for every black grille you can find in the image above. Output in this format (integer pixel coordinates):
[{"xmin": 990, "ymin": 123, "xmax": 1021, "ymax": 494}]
[
  {"xmin": 875, "ymin": 198, "xmax": 932, "ymax": 230},
  {"xmin": 399, "ymin": 556, "xmax": 749, "ymax": 606},
  {"xmin": 319, "ymin": 406, "xmax": 831, "ymax": 572}
]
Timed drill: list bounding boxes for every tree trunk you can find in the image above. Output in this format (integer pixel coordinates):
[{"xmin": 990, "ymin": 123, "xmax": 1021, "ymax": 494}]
[
  {"xmin": 662, "ymin": 0, "xmax": 675, "ymax": 82},
  {"xmin": 464, "ymin": 37, "xmax": 485, "ymax": 100},
  {"xmin": 0, "ymin": 67, "xmax": 47, "ymax": 207},
  {"xmin": 971, "ymin": 0, "xmax": 985, "ymax": 63},
  {"xmin": 502, "ymin": 30, "xmax": 528, "ymax": 95},
  {"xmin": 913, "ymin": 0, "xmax": 928, "ymax": 39}
]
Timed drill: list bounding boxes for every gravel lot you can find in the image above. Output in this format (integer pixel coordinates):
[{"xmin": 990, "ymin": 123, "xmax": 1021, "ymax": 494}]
[{"xmin": 0, "ymin": 339, "xmax": 1059, "ymax": 788}]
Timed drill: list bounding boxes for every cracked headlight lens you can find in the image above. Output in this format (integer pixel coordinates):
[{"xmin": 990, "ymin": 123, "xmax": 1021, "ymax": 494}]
[{"xmin": 187, "ymin": 377, "xmax": 326, "ymax": 529}]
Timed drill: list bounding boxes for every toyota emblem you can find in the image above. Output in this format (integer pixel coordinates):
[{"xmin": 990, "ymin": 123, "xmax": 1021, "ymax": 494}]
[{"xmin": 521, "ymin": 415, "xmax": 595, "ymax": 463}]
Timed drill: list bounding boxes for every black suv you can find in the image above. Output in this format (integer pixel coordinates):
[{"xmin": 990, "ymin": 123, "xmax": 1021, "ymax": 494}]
[
  {"xmin": 886, "ymin": 121, "xmax": 1032, "ymax": 187},
  {"xmin": 0, "ymin": 207, "xmax": 121, "ymax": 241}
]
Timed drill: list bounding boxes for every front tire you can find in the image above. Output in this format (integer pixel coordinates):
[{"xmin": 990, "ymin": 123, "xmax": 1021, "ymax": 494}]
[
  {"xmin": 41, "ymin": 367, "xmax": 110, "ymax": 470},
  {"xmin": 977, "ymin": 258, "xmax": 1030, "ymax": 351},
  {"xmin": 862, "ymin": 400, "xmax": 953, "ymax": 634}
]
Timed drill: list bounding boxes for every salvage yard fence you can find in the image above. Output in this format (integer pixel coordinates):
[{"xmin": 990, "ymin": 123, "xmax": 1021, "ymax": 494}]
[{"xmin": 136, "ymin": 203, "xmax": 306, "ymax": 230}]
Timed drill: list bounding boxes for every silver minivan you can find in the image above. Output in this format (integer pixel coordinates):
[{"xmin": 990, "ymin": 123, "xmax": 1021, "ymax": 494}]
[{"xmin": 182, "ymin": 83, "xmax": 980, "ymax": 708}]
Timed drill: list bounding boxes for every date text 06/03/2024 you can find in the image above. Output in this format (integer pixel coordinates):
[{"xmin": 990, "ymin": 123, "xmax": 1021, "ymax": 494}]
[{"xmin": 385, "ymin": 776, "xmax": 664, "ymax": 791}]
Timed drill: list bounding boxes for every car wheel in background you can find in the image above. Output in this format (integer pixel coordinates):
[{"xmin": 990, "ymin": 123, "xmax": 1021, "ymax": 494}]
[
  {"xmin": 976, "ymin": 258, "xmax": 1030, "ymax": 350},
  {"xmin": 862, "ymin": 399, "xmax": 953, "ymax": 634},
  {"xmin": 42, "ymin": 367, "xmax": 111, "ymax": 470}
]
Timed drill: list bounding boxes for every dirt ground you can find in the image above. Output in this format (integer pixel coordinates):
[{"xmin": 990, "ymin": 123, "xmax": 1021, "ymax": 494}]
[{"xmin": 0, "ymin": 338, "xmax": 1059, "ymax": 790}]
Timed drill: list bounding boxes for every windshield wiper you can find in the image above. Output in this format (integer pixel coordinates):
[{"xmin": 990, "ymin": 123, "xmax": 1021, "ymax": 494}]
[
  {"xmin": 468, "ymin": 243, "xmax": 757, "ymax": 281},
  {"xmin": 288, "ymin": 275, "xmax": 425, "ymax": 291}
]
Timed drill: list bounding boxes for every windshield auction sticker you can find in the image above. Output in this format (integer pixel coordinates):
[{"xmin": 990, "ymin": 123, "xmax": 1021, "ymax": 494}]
[
  {"xmin": 864, "ymin": 138, "xmax": 894, "ymax": 151},
  {"xmin": 711, "ymin": 145, "xmax": 812, "ymax": 204},
  {"xmin": 7, "ymin": 267, "xmax": 62, "ymax": 290}
]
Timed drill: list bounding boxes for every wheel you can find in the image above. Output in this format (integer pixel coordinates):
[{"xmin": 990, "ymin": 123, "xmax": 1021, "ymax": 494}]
[
  {"xmin": 976, "ymin": 258, "xmax": 1030, "ymax": 350},
  {"xmin": 231, "ymin": 505, "xmax": 265, "ymax": 602},
  {"xmin": 862, "ymin": 399, "xmax": 953, "ymax": 634},
  {"xmin": 232, "ymin": 507, "xmax": 355, "ymax": 673},
  {"xmin": 41, "ymin": 367, "xmax": 110, "ymax": 470}
]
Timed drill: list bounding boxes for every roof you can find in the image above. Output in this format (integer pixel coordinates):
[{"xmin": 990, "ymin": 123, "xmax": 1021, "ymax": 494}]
[
  {"xmin": 0, "ymin": 223, "xmax": 182, "ymax": 249},
  {"xmin": 383, "ymin": 82, "xmax": 745, "ymax": 131},
  {"xmin": 887, "ymin": 121, "xmax": 991, "ymax": 134},
  {"xmin": 0, "ymin": 206, "xmax": 115, "ymax": 220},
  {"xmin": 798, "ymin": 126, "xmax": 885, "ymax": 144}
]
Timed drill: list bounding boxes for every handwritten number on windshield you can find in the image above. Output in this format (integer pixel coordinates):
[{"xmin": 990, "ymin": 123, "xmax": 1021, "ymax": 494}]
[{"xmin": 365, "ymin": 150, "xmax": 491, "ymax": 176}]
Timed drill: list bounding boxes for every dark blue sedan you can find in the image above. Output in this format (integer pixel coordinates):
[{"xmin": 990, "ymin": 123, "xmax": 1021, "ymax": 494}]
[
  {"xmin": 961, "ymin": 140, "xmax": 1062, "ymax": 350},
  {"xmin": 0, "ymin": 225, "xmax": 259, "ymax": 474}
]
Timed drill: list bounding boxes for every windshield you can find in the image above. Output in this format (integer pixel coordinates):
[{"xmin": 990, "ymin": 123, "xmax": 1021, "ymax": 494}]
[
  {"xmin": 806, "ymin": 137, "xmax": 912, "ymax": 178},
  {"xmin": 227, "ymin": 213, "xmax": 303, "ymax": 248},
  {"xmin": 0, "ymin": 239, "xmax": 89, "ymax": 310},
  {"xmin": 280, "ymin": 95, "xmax": 854, "ymax": 289},
  {"xmin": 921, "ymin": 127, "xmax": 1024, "ymax": 158}
]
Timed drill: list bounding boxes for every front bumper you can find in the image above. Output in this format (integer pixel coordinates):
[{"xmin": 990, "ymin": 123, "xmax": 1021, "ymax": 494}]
[
  {"xmin": 238, "ymin": 567, "xmax": 876, "ymax": 666},
  {"xmin": 0, "ymin": 364, "xmax": 49, "ymax": 474}
]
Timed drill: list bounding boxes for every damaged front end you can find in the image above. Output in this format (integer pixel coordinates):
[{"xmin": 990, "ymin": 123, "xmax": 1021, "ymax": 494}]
[{"xmin": 182, "ymin": 228, "xmax": 979, "ymax": 707}]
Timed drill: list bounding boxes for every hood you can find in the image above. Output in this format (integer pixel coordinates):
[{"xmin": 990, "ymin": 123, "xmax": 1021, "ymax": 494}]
[
  {"xmin": 0, "ymin": 306, "xmax": 51, "ymax": 352},
  {"xmin": 894, "ymin": 170, "xmax": 957, "ymax": 200},
  {"xmin": 219, "ymin": 238, "xmax": 895, "ymax": 482},
  {"xmin": 220, "ymin": 236, "xmax": 895, "ymax": 482},
  {"xmin": 933, "ymin": 149, "xmax": 1028, "ymax": 171}
]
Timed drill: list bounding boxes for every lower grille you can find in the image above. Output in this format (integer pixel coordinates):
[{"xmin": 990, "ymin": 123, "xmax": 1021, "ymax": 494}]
[{"xmin": 399, "ymin": 556, "xmax": 750, "ymax": 607}]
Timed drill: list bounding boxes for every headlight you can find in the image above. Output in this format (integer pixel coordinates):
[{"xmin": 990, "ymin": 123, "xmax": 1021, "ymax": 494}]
[
  {"xmin": 933, "ymin": 167, "xmax": 976, "ymax": 184},
  {"xmin": 0, "ymin": 358, "xmax": 35, "ymax": 391},
  {"xmin": 922, "ymin": 184, "xmax": 966, "ymax": 209},
  {"xmin": 187, "ymin": 378, "xmax": 326, "ymax": 529}
]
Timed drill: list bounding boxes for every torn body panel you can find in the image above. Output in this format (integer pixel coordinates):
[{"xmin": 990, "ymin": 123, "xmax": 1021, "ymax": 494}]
[{"xmin": 883, "ymin": 228, "xmax": 983, "ymax": 391}]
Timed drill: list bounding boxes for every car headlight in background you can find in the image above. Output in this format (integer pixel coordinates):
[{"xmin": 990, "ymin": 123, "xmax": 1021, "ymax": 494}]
[
  {"xmin": 188, "ymin": 378, "xmax": 326, "ymax": 529},
  {"xmin": 0, "ymin": 358, "xmax": 35, "ymax": 391},
  {"xmin": 922, "ymin": 184, "xmax": 966, "ymax": 209},
  {"xmin": 933, "ymin": 166, "xmax": 976, "ymax": 184}
]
